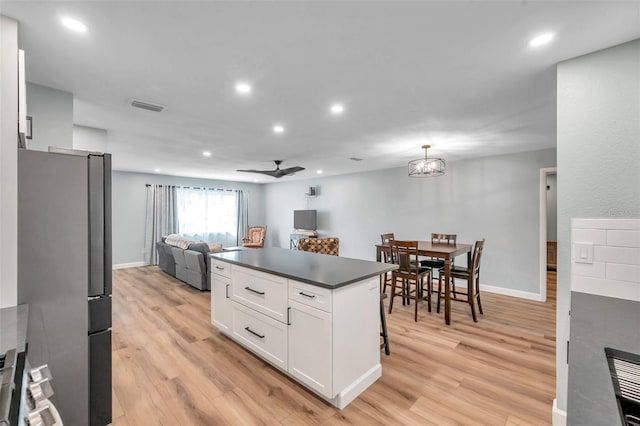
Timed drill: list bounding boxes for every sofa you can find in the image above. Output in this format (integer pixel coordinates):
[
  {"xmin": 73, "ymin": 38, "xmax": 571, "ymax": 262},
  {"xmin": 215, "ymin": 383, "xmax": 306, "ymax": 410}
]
[{"xmin": 156, "ymin": 236, "xmax": 216, "ymax": 290}]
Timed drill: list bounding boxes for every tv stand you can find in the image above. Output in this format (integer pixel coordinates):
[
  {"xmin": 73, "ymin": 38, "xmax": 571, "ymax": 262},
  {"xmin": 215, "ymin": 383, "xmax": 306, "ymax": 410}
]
[{"xmin": 290, "ymin": 231, "xmax": 318, "ymax": 250}]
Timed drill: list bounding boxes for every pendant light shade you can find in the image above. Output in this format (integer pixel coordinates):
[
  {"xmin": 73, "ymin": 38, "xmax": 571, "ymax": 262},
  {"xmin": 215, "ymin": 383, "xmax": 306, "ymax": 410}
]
[{"xmin": 408, "ymin": 145, "xmax": 445, "ymax": 177}]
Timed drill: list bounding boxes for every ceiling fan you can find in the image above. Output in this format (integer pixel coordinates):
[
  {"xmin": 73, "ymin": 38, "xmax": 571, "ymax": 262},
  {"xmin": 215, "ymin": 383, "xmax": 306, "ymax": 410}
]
[{"xmin": 237, "ymin": 160, "xmax": 305, "ymax": 178}]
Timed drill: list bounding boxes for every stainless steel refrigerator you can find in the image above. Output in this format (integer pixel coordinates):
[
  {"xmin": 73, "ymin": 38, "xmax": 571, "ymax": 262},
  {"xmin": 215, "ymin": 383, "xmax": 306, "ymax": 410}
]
[{"xmin": 18, "ymin": 148, "xmax": 112, "ymax": 426}]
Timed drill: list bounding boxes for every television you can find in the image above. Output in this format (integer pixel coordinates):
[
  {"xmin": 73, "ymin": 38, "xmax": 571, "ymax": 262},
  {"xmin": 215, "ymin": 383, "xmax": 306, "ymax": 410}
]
[{"xmin": 294, "ymin": 210, "xmax": 317, "ymax": 231}]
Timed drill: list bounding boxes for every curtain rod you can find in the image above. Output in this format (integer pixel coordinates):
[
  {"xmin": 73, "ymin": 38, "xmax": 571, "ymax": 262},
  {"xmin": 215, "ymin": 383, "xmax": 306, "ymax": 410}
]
[{"xmin": 145, "ymin": 184, "xmax": 237, "ymax": 192}]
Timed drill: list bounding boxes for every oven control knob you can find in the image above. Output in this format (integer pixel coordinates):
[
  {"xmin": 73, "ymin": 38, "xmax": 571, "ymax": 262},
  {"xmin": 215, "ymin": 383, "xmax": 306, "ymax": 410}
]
[
  {"xmin": 25, "ymin": 401, "xmax": 61, "ymax": 426},
  {"xmin": 26, "ymin": 379, "xmax": 53, "ymax": 409},
  {"xmin": 25, "ymin": 410, "xmax": 49, "ymax": 426},
  {"xmin": 29, "ymin": 365, "xmax": 52, "ymax": 383},
  {"xmin": 27, "ymin": 383, "xmax": 44, "ymax": 409},
  {"xmin": 24, "ymin": 412, "xmax": 44, "ymax": 426}
]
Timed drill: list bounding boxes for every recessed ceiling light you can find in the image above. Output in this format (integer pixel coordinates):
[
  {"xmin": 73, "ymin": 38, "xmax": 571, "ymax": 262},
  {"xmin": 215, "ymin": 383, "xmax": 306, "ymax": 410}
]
[
  {"xmin": 330, "ymin": 103, "xmax": 345, "ymax": 115},
  {"xmin": 272, "ymin": 124, "xmax": 285, "ymax": 134},
  {"xmin": 154, "ymin": 168, "xmax": 161, "ymax": 173},
  {"xmin": 529, "ymin": 33, "xmax": 554, "ymax": 48},
  {"xmin": 202, "ymin": 151, "xmax": 212, "ymax": 157},
  {"xmin": 61, "ymin": 17, "xmax": 87, "ymax": 33},
  {"xmin": 317, "ymin": 170, "xmax": 323, "ymax": 174},
  {"xmin": 235, "ymin": 82, "xmax": 252, "ymax": 95}
]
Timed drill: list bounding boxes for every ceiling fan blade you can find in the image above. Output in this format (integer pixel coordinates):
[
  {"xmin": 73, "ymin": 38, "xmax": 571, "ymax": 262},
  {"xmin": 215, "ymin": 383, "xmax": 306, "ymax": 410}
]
[
  {"xmin": 236, "ymin": 169, "xmax": 279, "ymax": 177},
  {"xmin": 237, "ymin": 164, "xmax": 304, "ymax": 178},
  {"xmin": 280, "ymin": 166, "xmax": 305, "ymax": 175}
]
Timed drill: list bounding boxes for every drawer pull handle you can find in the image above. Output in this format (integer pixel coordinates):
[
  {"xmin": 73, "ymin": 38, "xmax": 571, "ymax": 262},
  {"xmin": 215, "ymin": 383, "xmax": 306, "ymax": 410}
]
[
  {"xmin": 245, "ymin": 286, "xmax": 265, "ymax": 295},
  {"xmin": 215, "ymin": 266, "xmax": 225, "ymax": 270},
  {"xmin": 299, "ymin": 291, "xmax": 315, "ymax": 299},
  {"xmin": 245, "ymin": 327, "xmax": 265, "ymax": 339},
  {"xmin": 225, "ymin": 284, "xmax": 229, "ymax": 299}
]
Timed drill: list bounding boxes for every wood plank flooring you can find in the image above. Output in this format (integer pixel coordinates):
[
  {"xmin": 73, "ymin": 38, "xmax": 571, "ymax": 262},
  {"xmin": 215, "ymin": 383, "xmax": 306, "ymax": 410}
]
[{"xmin": 111, "ymin": 267, "xmax": 556, "ymax": 425}]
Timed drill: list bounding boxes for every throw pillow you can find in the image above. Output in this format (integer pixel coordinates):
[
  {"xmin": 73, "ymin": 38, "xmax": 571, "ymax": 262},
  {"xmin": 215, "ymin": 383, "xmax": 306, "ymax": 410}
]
[{"xmin": 165, "ymin": 234, "xmax": 193, "ymax": 249}]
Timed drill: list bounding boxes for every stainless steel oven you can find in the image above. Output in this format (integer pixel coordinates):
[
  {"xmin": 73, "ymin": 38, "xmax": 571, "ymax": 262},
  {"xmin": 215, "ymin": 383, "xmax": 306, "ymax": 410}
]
[{"xmin": 0, "ymin": 348, "xmax": 63, "ymax": 426}]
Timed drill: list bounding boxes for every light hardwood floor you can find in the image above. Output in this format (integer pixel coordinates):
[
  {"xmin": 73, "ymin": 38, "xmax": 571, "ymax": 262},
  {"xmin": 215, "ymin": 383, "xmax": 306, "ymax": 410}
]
[{"xmin": 111, "ymin": 267, "xmax": 556, "ymax": 425}]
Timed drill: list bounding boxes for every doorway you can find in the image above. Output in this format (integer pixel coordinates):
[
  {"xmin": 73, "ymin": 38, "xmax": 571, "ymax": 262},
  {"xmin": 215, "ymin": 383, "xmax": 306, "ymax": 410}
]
[{"xmin": 539, "ymin": 167, "xmax": 557, "ymax": 303}]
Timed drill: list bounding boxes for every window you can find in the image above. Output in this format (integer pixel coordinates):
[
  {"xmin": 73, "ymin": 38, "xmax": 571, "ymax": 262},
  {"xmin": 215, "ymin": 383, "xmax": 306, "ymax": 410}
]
[{"xmin": 176, "ymin": 187, "xmax": 239, "ymax": 247}]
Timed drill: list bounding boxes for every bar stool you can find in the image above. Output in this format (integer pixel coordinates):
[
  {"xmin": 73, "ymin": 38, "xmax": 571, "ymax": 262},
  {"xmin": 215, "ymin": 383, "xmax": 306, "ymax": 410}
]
[
  {"xmin": 380, "ymin": 293, "xmax": 390, "ymax": 355},
  {"xmin": 388, "ymin": 240, "xmax": 431, "ymax": 322},
  {"xmin": 437, "ymin": 239, "xmax": 485, "ymax": 322}
]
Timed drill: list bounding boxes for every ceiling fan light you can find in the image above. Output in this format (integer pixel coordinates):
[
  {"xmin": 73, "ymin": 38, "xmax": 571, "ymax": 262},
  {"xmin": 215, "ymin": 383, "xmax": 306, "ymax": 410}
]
[{"xmin": 408, "ymin": 145, "xmax": 445, "ymax": 177}]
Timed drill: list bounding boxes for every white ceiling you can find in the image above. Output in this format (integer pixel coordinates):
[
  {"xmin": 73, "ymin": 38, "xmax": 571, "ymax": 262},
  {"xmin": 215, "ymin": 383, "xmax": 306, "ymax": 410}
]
[{"xmin": 2, "ymin": 1, "xmax": 639, "ymax": 182}]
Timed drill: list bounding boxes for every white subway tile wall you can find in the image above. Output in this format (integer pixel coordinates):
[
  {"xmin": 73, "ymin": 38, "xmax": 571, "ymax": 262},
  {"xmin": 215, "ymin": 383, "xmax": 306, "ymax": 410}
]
[
  {"xmin": 572, "ymin": 219, "xmax": 640, "ymax": 301},
  {"xmin": 607, "ymin": 230, "xmax": 640, "ymax": 248}
]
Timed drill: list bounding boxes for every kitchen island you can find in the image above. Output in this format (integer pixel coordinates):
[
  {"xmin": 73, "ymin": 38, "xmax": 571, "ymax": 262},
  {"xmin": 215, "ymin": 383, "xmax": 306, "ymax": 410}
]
[{"xmin": 209, "ymin": 247, "xmax": 396, "ymax": 409}]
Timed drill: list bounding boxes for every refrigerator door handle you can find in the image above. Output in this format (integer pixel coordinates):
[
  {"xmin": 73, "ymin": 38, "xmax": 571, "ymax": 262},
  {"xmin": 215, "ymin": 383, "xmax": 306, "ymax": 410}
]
[
  {"xmin": 88, "ymin": 155, "xmax": 105, "ymax": 297},
  {"xmin": 103, "ymin": 154, "xmax": 112, "ymax": 295}
]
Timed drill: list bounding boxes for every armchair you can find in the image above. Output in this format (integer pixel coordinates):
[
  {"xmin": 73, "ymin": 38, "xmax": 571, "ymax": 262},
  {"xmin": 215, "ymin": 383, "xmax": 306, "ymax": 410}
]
[{"xmin": 242, "ymin": 226, "xmax": 266, "ymax": 248}]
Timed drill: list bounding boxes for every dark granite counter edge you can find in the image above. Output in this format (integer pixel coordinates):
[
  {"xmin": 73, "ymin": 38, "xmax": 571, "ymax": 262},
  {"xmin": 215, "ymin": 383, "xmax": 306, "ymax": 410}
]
[{"xmin": 210, "ymin": 254, "xmax": 397, "ymax": 289}]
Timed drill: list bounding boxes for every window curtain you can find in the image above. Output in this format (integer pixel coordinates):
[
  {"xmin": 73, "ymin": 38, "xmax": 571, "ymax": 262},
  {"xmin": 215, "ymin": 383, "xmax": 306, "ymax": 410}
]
[
  {"xmin": 144, "ymin": 184, "xmax": 178, "ymax": 265},
  {"xmin": 176, "ymin": 188, "xmax": 240, "ymax": 247},
  {"xmin": 236, "ymin": 190, "xmax": 248, "ymax": 245}
]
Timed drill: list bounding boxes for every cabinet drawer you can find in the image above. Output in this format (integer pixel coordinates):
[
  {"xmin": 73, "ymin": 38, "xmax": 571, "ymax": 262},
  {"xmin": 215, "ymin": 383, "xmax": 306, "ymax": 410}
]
[
  {"xmin": 211, "ymin": 259, "xmax": 231, "ymax": 278},
  {"xmin": 232, "ymin": 303, "xmax": 287, "ymax": 370},
  {"xmin": 289, "ymin": 280, "xmax": 332, "ymax": 313},
  {"xmin": 232, "ymin": 266, "xmax": 287, "ymax": 323}
]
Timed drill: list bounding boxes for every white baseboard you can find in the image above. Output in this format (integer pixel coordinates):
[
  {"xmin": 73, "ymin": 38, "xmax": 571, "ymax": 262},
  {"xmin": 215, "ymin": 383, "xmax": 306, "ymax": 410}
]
[
  {"xmin": 552, "ymin": 398, "xmax": 567, "ymax": 426},
  {"xmin": 480, "ymin": 284, "xmax": 544, "ymax": 302},
  {"xmin": 334, "ymin": 363, "xmax": 382, "ymax": 409},
  {"xmin": 112, "ymin": 261, "xmax": 147, "ymax": 270}
]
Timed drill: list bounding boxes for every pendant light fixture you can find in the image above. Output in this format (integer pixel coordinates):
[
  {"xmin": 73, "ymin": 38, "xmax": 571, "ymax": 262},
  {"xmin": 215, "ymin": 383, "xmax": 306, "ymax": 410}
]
[{"xmin": 408, "ymin": 145, "xmax": 445, "ymax": 177}]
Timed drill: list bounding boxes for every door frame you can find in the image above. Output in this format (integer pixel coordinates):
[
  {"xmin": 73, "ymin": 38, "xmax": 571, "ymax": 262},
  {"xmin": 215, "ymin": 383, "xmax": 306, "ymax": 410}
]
[{"xmin": 539, "ymin": 167, "xmax": 557, "ymax": 302}]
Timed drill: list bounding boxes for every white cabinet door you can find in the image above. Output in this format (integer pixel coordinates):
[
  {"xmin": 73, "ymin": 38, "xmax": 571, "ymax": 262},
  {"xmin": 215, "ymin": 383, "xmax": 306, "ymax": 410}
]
[
  {"xmin": 288, "ymin": 300, "xmax": 332, "ymax": 398},
  {"xmin": 211, "ymin": 275, "xmax": 232, "ymax": 333}
]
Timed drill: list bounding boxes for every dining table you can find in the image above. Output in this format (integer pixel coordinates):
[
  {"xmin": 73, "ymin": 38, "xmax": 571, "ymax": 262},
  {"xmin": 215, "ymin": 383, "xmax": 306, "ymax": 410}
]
[{"xmin": 375, "ymin": 241, "xmax": 473, "ymax": 325}]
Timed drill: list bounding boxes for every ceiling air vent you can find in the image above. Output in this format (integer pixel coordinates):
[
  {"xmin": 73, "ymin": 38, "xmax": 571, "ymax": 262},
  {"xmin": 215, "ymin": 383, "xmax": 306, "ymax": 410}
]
[
  {"xmin": 130, "ymin": 99, "xmax": 165, "ymax": 113},
  {"xmin": 349, "ymin": 157, "xmax": 363, "ymax": 161}
]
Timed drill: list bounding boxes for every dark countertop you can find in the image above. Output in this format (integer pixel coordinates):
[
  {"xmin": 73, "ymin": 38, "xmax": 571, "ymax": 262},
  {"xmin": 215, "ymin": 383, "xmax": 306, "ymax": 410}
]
[
  {"xmin": 0, "ymin": 304, "xmax": 28, "ymax": 353},
  {"xmin": 568, "ymin": 292, "xmax": 640, "ymax": 425},
  {"xmin": 211, "ymin": 247, "xmax": 396, "ymax": 289}
]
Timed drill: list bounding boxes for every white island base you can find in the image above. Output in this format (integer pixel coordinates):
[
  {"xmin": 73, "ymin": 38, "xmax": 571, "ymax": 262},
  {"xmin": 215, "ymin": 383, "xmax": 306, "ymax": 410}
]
[{"xmin": 210, "ymin": 258, "xmax": 382, "ymax": 409}]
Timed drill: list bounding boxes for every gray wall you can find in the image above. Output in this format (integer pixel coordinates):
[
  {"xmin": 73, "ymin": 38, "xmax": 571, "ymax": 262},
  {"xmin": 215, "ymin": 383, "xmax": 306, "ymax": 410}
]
[
  {"xmin": 557, "ymin": 40, "xmax": 640, "ymax": 414},
  {"xmin": 0, "ymin": 16, "xmax": 18, "ymax": 308},
  {"xmin": 264, "ymin": 148, "xmax": 556, "ymax": 295},
  {"xmin": 546, "ymin": 174, "xmax": 557, "ymax": 241},
  {"xmin": 73, "ymin": 125, "xmax": 108, "ymax": 152},
  {"xmin": 25, "ymin": 83, "xmax": 73, "ymax": 151},
  {"xmin": 112, "ymin": 171, "xmax": 265, "ymax": 266}
]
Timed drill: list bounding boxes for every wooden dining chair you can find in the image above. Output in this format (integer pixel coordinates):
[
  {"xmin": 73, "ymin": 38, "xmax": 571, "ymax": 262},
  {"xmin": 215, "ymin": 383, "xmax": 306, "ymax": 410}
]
[
  {"xmin": 421, "ymin": 233, "xmax": 457, "ymax": 296},
  {"xmin": 380, "ymin": 233, "xmax": 395, "ymax": 293},
  {"xmin": 437, "ymin": 239, "xmax": 485, "ymax": 322},
  {"xmin": 388, "ymin": 240, "xmax": 431, "ymax": 322}
]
